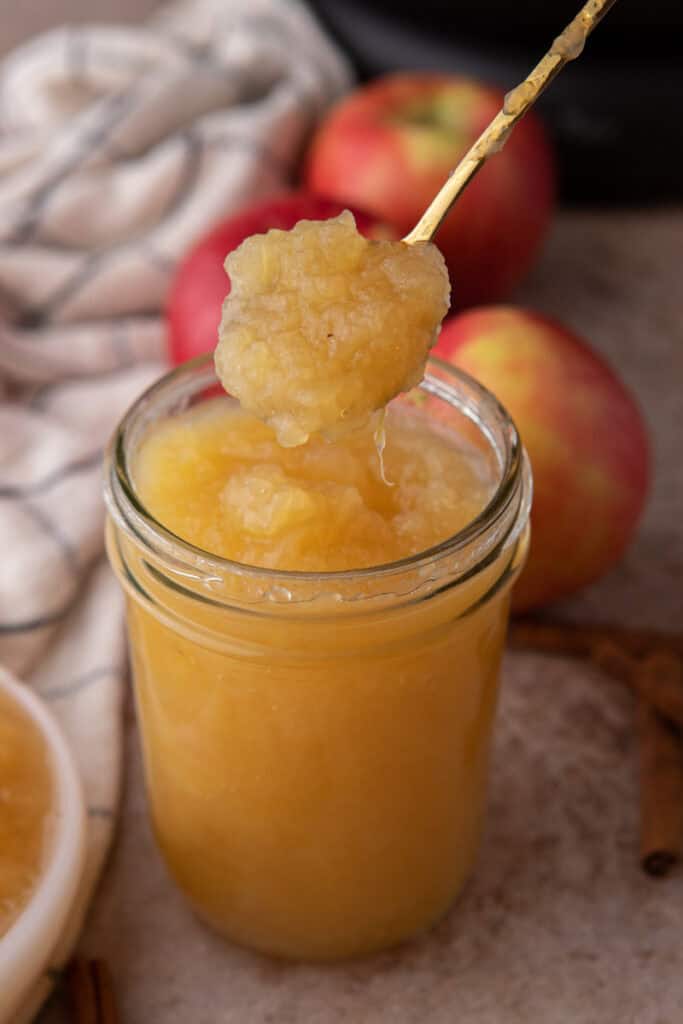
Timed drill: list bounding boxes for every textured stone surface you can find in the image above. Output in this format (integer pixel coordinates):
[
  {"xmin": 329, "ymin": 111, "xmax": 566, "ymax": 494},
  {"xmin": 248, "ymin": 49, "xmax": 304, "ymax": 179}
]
[{"xmin": 38, "ymin": 210, "xmax": 683, "ymax": 1022}]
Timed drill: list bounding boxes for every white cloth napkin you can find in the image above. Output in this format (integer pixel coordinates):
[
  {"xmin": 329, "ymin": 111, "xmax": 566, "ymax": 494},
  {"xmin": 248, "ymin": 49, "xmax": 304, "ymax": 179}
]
[{"xmin": 0, "ymin": 1, "xmax": 349, "ymax": 1017}]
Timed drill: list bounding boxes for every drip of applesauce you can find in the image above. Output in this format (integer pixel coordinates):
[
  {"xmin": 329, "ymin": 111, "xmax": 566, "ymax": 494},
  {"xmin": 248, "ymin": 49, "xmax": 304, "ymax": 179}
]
[
  {"xmin": 215, "ymin": 213, "xmax": 449, "ymax": 449},
  {"xmin": 488, "ymin": 1, "xmax": 600, "ymax": 149},
  {"xmin": 373, "ymin": 409, "xmax": 394, "ymax": 487},
  {"xmin": 0, "ymin": 688, "xmax": 54, "ymax": 937},
  {"xmin": 503, "ymin": 3, "xmax": 597, "ymax": 118},
  {"xmin": 551, "ymin": 16, "xmax": 588, "ymax": 60},
  {"xmin": 503, "ymin": 80, "xmax": 537, "ymax": 118}
]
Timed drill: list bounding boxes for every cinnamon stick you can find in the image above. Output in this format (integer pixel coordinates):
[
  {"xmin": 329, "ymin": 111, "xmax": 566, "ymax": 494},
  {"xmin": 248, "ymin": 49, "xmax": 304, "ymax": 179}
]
[
  {"xmin": 592, "ymin": 641, "xmax": 683, "ymax": 729},
  {"xmin": 509, "ymin": 618, "xmax": 683, "ymax": 660},
  {"xmin": 67, "ymin": 958, "xmax": 120, "ymax": 1024},
  {"xmin": 67, "ymin": 959, "xmax": 98, "ymax": 1024},
  {"xmin": 513, "ymin": 621, "xmax": 683, "ymax": 877},
  {"xmin": 637, "ymin": 695, "xmax": 683, "ymax": 877},
  {"xmin": 92, "ymin": 959, "xmax": 120, "ymax": 1024}
]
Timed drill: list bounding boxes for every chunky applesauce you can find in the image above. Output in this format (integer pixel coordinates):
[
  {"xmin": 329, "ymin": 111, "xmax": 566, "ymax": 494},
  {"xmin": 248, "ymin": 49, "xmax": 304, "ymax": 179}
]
[
  {"xmin": 0, "ymin": 688, "xmax": 54, "ymax": 937},
  {"xmin": 215, "ymin": 212, "xmax": 449, "ymax": 446},
  {"xmin": 135, "ymin": 400, "xmax": 491, "ymax": 572}
]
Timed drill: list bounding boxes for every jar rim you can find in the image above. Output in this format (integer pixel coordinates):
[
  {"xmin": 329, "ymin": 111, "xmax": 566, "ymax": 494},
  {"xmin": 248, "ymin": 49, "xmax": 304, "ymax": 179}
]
[{"xmin": 105, "ymin": 354, "xmax": 528, "ymax": 592}]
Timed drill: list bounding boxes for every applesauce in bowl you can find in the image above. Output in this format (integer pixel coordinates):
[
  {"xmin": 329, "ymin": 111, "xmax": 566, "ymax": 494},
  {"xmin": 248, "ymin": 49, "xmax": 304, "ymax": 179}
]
[
  {"xmin": 0, "ymin": 686, "xmax": 54, "ymax": 939},
  {"xmin": 0, "ymin": 671, "xmax": 85, "ymax": 1023},
  {"xmin": 105, "ymin": 354, "xmax": 531, "ymax": 960}
]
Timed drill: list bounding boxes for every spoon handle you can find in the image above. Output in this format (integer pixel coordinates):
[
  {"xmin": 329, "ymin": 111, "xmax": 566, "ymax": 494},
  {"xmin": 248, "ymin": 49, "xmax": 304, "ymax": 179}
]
[{"xmin": 403, "ymin": 0, "xmax": 619, "ymax": 246}]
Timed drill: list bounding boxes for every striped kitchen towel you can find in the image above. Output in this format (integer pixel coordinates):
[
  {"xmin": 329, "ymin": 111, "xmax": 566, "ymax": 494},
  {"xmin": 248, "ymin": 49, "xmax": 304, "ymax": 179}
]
[{"xmin": 0, "ymin": 0, "xmax": 350, "ymax": 1017}]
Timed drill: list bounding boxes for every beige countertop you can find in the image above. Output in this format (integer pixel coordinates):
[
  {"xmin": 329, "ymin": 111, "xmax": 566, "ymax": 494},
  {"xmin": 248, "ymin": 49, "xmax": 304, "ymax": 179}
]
[{"xmin": 36, "ymin": 208, "xmax": 683, "ymax": 1022}]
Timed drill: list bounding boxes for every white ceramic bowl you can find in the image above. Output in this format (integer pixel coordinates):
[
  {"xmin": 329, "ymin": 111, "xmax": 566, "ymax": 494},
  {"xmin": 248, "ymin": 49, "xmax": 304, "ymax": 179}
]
[{"xmin": 0, "ymin": 670, "xmax": 86, "ymax": 1024}]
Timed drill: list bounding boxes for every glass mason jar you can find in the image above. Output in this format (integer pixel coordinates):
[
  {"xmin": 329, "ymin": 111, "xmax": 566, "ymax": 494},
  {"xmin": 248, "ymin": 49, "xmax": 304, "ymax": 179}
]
[{"xmin": 104, "ymin": 355, "xmax": 531, "ymax": 961}]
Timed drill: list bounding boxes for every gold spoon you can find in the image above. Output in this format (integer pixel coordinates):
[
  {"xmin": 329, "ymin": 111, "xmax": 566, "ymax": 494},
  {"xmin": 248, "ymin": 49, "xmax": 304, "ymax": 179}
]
[{"xmin": 403, "ymin": 0, "xmax": 619, "ymax": 246}]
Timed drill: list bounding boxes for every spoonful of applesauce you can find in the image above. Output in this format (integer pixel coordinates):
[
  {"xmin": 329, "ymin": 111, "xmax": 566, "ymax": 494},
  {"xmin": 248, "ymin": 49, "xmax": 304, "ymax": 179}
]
[{"xmin": 215, "ymin": 0, "xmax": 618, "ymax": 448}]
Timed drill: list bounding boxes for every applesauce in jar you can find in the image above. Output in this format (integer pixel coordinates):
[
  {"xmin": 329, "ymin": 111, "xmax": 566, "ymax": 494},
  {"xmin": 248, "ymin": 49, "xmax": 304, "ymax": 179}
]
[
  {"xmin": 0, "ymin": 687, "xmax": 54, "ymax": 937},
  {"xmin": 105, "ymin": 355, "xmax": 530, "ymax": 960}
]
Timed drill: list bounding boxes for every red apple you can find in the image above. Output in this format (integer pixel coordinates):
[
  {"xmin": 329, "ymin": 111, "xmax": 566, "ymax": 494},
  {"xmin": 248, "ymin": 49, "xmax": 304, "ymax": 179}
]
[
  {"xmin": 435, "ymin": 307, "xmax": 650, "ymax": 611},
  {"xmin": 166, "ymin": 192, "xmax": 393, "ymax": 365},
  {"xmin": 304, "ymin": 73, "xmax": 556, "ymax": 308}
]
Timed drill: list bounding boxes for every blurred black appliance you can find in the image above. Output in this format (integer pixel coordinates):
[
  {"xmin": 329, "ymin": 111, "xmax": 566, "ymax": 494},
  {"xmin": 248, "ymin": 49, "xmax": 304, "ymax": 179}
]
[{"xmin": 311, "ymin": 0, "xmax": 683, "ymax": 202}]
